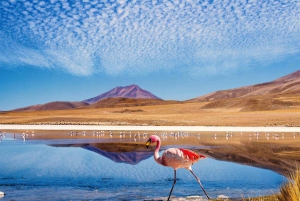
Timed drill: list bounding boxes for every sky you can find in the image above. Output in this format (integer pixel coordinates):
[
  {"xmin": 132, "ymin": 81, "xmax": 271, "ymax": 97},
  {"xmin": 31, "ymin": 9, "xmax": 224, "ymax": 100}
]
[{"xmin": 0, "ymin": 0, "xmax": 300, "ymax": 111}]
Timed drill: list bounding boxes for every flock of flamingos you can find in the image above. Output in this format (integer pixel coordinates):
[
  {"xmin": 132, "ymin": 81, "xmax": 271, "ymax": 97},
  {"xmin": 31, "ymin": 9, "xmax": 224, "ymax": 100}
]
[{"xmin": 0, "ymin": 129, "xmax": 298, "ymax": 142}]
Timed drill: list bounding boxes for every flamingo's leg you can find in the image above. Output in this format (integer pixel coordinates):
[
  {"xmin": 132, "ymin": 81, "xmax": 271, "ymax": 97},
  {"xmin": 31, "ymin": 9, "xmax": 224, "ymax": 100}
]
[
  {"xmin": 189, "ymin": 170, "xmax": 211, "ymax": 199},
  {"xmin": 167, "ymin": 169, "xmax": 177, "ymax": 201}
]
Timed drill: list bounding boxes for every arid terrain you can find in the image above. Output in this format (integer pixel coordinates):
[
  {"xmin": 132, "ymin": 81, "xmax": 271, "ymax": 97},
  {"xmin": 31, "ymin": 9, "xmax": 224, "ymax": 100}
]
[
  {"xmin": 1, "ymin": 100, "xmax": 300, "ymax": 126},
  {"xmin": 1, "ymin": 70, "xmax": 300, "ymax": 127}
]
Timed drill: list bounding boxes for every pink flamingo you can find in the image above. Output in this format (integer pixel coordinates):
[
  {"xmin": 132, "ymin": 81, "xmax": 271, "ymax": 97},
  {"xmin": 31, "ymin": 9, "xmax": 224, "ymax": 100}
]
[{"xmin": 146, "ymin": 135, "xmax": 211, "ymax": 200}]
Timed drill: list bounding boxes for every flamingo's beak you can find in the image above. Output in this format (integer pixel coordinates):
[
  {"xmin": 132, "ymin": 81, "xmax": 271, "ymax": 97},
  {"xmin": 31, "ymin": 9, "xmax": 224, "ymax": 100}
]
[{"xmin": 146, "ymin": 138, "xmax": 151, "ymax": 149}]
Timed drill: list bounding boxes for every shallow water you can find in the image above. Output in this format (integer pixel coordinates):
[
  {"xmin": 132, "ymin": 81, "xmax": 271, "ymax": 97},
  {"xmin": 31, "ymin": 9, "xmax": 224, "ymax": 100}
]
[{"xmin": 0, "ymin": 132, "xmax": 286, "ymax": 200}]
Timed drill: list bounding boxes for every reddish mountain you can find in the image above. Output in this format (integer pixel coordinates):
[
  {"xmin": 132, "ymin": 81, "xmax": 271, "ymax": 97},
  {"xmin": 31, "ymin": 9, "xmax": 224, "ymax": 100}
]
[
  {"xmin": 190, "ymin": 70, "xmax": 300, "ymax": 102},
  {"xmin": 11, "ymin": 84, "xmax": 163, "ymax": 111},
  {"xmin": 88, "ymin": 97, "xmax": 180, "ymax": 108},
  {"xmin": 13, "ymin": 101, "xmax": 89, "ymax": 111},
  {"xmin": 83, "ymin": 84, "xmax": 162, "ymax": 104},
  {"xmin": 189, "ymin": 70, "xmax": 300, "ymax": 111}
]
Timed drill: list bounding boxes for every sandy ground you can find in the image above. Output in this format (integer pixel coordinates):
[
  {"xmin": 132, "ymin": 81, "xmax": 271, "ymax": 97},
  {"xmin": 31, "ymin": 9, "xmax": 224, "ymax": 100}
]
[{"xmin": 1, "ymin": 102, "xmax": 300, "ymax": 127}]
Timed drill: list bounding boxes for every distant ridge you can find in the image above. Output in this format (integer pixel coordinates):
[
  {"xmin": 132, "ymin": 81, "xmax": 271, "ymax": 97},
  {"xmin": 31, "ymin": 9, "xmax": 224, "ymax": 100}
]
[
  {"xmin": 189, "ymin": 70, "xmax": 300, "ymax": 111},
  {"xmin": 11, "ymin": 84, "xmax": 164, "ymax": 111},
  {"xmin": 13, "ymin": 101, "xmax": 89, "ymax": 111},
  {"xmin": 83, "ymin": 84, "xmax": 162, "ymax": 104},
  {"xmin": 9, "ymin": 71, "xmax": 300, "ymax": 112},
  {"xmin": 87, "ymin": 97, "xmax": 179, "ymax": 108},
  {"xmin": 190, "ymin": 70, "xmax": 300, "ymax": 102}
]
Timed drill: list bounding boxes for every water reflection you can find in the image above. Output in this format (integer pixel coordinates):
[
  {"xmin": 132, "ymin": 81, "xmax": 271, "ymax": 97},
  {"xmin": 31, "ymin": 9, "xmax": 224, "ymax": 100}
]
[
  {"xmin": 51, "ymin": 143, "xmax": 153, "ymax": 165},
  {"xmin": 0, "ymin": 134, "xmax": 286, "ymax": 200},
  {"xmin": 2, "ymin": 130, "xmax": 300, "ymax": 175}
]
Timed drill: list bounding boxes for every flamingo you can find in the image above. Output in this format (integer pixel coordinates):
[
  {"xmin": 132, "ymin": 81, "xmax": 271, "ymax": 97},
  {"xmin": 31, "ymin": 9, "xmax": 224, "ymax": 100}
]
[
  {"xmin": 146, "ymin": 135, "xmax": 210, "ymax": 200},
  {"xmin": 22, "ymin": 133, "xmax": 26, "ymax": 141}
]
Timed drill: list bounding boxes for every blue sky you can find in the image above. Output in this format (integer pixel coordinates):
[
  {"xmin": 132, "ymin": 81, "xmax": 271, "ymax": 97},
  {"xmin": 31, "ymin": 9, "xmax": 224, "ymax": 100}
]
[{"xmin": 0, "ymin": 0, "xmax": 300, "ymax": 111}]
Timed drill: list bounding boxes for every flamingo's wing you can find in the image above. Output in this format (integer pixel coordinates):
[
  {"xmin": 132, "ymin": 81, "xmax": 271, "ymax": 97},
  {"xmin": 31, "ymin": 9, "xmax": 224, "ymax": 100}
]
[
  {"xmin": 161, "ymin": 148, "xmax": 206, "ymax": 169},
  {"xmin": 179, "ymin": 148, "xmax": 206, "ymax": 162}
]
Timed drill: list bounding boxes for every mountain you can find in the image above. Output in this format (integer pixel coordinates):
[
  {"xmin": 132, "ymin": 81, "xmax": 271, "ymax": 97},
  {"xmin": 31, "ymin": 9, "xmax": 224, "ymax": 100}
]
[
  {"xmin": 88, "ymin": 97, "xmax": 180, "ymax": 109},
  {"xmin": 10, "ymin": 71, "xmax": 300, "ymax": 112},
  {"xmin": 190, "ymin": 70, "xmax": 300, "ymax": 111},
  {"xmin": 83, "ymin": 84, "xmax": 162, "ymax": 104},
  {"xmin": 11, "ymin": 84, "xmax": 163, "ymax": 111},
  {"xmin": 13, "ymin": 101, "xmax": 89, "ymax": 111},
  {"xmin": 191, "ymin": 70, "xmax": 300, "ymax": 101}
]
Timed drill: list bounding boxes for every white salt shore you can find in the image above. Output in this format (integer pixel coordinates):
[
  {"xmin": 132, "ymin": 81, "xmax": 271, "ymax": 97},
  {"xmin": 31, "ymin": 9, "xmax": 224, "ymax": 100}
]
[{"xmin": 0, "ymin": 124, "xmax": 300, "ymax": 132}]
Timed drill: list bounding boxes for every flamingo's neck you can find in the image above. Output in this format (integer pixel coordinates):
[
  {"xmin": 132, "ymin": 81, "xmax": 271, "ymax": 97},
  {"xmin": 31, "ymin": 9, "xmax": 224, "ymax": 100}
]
[{"xmin": 154, "ymin": 137, "xmax": 163, "ymax": 165}]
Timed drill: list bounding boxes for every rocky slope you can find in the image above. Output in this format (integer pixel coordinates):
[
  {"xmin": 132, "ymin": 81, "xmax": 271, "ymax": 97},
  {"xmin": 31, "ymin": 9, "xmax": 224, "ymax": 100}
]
[
  {"xmin": 190, "ymin": 70, "xmax": 300, "ymax": 102},
  {"xmin": 190, "ymin": 70, "xmax": 300, "ymax": 111},
  {"xmin": 83, "ymin": 84, "xmax": 162, "ymax": 104},
  {"xmin": 13, "ymin": 101, "xmax": 89, "ymax": 111}
]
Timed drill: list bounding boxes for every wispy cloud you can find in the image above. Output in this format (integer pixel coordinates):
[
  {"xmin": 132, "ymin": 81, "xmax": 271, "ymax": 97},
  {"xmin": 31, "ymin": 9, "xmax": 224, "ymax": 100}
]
[{"xmin": 0, "ymin": 0, "xmax": 299, "ymax": 76}]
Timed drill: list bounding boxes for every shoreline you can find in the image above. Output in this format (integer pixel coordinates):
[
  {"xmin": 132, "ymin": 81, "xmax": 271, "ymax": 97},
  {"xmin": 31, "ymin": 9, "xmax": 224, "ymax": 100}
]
[{"xmin": 1, "ymin": 124, "xmax": 300, "ymax": 132}]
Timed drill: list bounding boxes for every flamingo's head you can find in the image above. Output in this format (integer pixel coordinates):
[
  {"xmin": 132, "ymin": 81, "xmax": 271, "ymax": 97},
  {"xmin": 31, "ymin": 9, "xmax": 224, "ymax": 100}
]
[{"xmin": 146, "ymin": 135, "xmax": 160, "ymax": 149}]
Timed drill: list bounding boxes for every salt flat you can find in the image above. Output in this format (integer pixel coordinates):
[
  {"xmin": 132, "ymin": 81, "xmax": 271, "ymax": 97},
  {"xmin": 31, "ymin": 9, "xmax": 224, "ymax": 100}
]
[{"xmin": 1, "ymin": 124, "xmax": 300, "ymax": 132}]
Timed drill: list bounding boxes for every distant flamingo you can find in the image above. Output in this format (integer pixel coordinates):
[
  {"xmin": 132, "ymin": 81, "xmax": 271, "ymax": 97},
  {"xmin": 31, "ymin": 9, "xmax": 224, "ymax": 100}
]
[{"xmin": 146, "ymin": 135, "xmax": 210, "ymax": 200}]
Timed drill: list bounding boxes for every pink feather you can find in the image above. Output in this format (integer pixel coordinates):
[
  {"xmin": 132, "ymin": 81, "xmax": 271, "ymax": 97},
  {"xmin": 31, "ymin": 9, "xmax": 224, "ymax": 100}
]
[{"xmin": 179, "ymin": 148, "xmax": 206, "ymax": 161}]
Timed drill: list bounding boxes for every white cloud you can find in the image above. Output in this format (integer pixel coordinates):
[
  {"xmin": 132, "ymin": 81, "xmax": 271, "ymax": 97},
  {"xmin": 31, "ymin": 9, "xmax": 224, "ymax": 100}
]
[{"xmin": 0, "ymin": 0, "xmax": 299, "ymax": 76}]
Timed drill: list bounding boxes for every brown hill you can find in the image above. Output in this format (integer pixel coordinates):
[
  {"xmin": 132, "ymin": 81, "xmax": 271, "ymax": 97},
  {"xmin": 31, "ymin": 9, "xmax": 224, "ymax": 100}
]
[
  {"xmin": 83, "ymin": 84, "xmax": 162, "ymax": 104},
  {"xmin": 201, "ymin": 95, "xmax": 300, "ymax": 111},
  {"xmin": 10, "ymin": 85, "xmax": 164, "ymax": 111},
  {"xmin": 191, "ymin": 70, "xmax": 300, "ymax": 111},
  {"xmin": 88, "ymin": 97, "xmax": 180, "ymax": 108},
  {"xmin": 13, "ymin": 101, "xmax": 89, "ymax": 111},
  {"xmin": 190, "ymin": 70, "xmax": 300, "ymax": 102}
]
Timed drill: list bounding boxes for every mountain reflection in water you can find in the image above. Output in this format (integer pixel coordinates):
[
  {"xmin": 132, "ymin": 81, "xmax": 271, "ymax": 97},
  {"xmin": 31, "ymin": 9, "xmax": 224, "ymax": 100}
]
[
  {"xmin": 0, "ymin": 132, "xmax": 288, "ymax": 200},
  {"xmin": 50, "ymin": 143, "xmax": 153, "ymax": 165}
]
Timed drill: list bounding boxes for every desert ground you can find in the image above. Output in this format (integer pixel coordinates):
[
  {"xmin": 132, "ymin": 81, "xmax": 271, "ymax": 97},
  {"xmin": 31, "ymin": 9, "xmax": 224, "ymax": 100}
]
[{"xmin": 1, "ymin": 101, "xmax": 300, "ymax": 127}]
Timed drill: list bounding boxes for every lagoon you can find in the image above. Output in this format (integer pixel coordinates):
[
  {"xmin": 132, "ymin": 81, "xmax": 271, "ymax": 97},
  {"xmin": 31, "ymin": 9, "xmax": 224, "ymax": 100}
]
[{"xmin": 0, "ymin": 131, "xmax": 288, "ymax": 200}]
